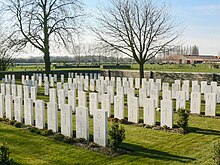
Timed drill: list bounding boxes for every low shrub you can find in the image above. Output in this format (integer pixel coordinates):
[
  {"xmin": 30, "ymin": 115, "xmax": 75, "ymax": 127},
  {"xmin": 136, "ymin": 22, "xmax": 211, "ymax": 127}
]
[
  {"xmin": 75, "ymin": 138, "xmax": 86, "ymax": 143},
  {"xmin": 29, "ymin": 127, "xmax": 40, "ymax": 134},
  {"xmin": 40, "ymin": 129, "xmax": 54, "ymax": 136},
  {"xmin": 63, "ymin": 137, "xmax": 75, "ymax": 144},
  {"xmin": 88, "ymin": 142, "xmax": 100, "ymax": 148},
  {"xmin": 8, "ymin": 120, "xmax": 16, "ymax": 126},
  {"xmin": 14, "ymin": 122, "xmax": 24, "ymax": 128},
  {"xmin": 119, "ymin": 119, "xmax": 128, "ymax": 124},
  {"xmin": 177, "ymin": 108, "xmax": 189, "ymax": 132},
  {"xmin": 53, "ymin": 133, "xmax": 65, "ymax": 141},
  {"xmin": 213, "ymin": 141, "xmax": 220, "ymax": 165},
  {"xmin": 109, "ymin": 123, "xmax": 126, "ymax": 150},
  {"xmin": 0, "ymin": 141, "xmax": 13, "ymax": 164}
]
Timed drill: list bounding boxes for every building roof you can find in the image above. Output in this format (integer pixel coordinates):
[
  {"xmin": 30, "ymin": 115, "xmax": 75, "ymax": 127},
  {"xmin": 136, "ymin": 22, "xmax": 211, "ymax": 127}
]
[{"xmin": 182, "ymin": 55, "xmax": 219, "ymax": 61}]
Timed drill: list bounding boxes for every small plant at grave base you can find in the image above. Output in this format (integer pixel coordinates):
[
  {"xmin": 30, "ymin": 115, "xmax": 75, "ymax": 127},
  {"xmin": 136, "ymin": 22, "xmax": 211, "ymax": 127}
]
[
  {"xmin": 88, "ymin": 142, "xmax": 100, "ymax": 149},
  {"xmin": 63, "ymin": 137, "xmax": 75, "ymax": 144},
  {"xmin": 108, "ymin": 123, "xmax": 126, "ymax": 150},
  {"xmin": 29, "ymin": 127, "xmax": 40, "ymax": 134},
  {"xmin": 213, "ymin": 141, "xmax": 220, "ymax": 165},
  {"xmin": 53, "ymin": 133, "xmax": 65, "ymax": 141},
  {"xmin": 14, "ymin": 122, "xmax": 24, "ymax": 128},
  {"xmin": 40, "ymin": 129, "xmax": 53, "ymax": 136},
  {"xmin": 75, "ymin": 138, "xmax": 86, "ymax": 143},
  {"xmin": 177, "ymin": 108, "xmax": 189, "ymax": 132},
  {"xmin": 0, "ymin": 141, "xmax": 13, "ymax": 165},
  {"xmin": 8, "ymin": 120, "xmax": 16, "ymax": 126}
]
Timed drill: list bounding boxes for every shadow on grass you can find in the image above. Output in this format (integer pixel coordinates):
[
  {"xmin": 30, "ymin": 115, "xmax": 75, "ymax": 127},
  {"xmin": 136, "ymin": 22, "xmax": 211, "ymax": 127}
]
[
  {"xmin": 189, "ymin": 127, "xmax": 220, "ymax": 136},
  {"xmin": 120, "ymin": 143, "xmax": 195, "ymax": 163}
]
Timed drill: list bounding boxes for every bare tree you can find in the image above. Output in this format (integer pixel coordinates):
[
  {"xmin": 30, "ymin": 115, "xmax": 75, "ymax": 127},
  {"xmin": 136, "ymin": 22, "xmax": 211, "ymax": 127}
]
[
  {"xmin": 0, "ymin": 33, "xmax": 26, "ymax": 71},
  {"xmin": 2, "ymin": 0, "xmax": 84, "ymax": 74},
  {"xmin": 93, "ymin": 0, "xmax": 180, "ymax": 81}
]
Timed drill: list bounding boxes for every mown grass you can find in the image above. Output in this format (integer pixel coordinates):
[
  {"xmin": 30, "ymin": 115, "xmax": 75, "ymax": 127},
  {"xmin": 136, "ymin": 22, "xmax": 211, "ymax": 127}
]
[
  {"xmin": 8, "ymin": 63, "xmax": 220, "ymax": 73},
  {"xmin": 0, "ymin": 83, "xmax": 220, "ymax": 164}
]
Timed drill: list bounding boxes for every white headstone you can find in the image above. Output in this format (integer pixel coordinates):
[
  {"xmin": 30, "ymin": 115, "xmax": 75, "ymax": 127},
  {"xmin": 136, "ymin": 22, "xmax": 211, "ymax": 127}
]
[
  {"xmin": 127, "ymin": 96, "xmax": 139, "ymax": 123},
  {"xmin": 31, "ymin": 87, "xmax": 37, "ymax": 102},
  {"xmin": 150, "ymin": 89, "xmax": 159, "ymax": 107},
  {"xmin": 93, "ymin": 109, "xmax": 108, "ymax": 147},
  {"xmin": 76, "ymin": 106, "xmax": 89, "ymax": 140},
  {"xmin": 205, "ymin": 93, "xmax": 216, "ymax": 116},
  {"xmin": 211, "ymin": 81, "xmax": 218, "ymax": 93},
  {"xmin": 14, "ymin": 97, "xmax": 22, "ymax": 122},
  {"xmin": 5, "ymin": 95, "xmax": 13, "ymax": 120},
  {"xmin": 135, "ymin": 78, "xmax": 140, "ymax": 89},
  {"xmin": 90, "ymin": 79, "xmax": 95, "ymax": 92},
  {"xmin": 1, "ymin": 83, "xmax": 5, "ymax": 95},
  {"xmin": 61, "ymin": 104, "xmax": 73, "ymax": 137},
  {"xmin": 107, "ymin": 86, "xmax": 114, "ymax": 104},
  {"xmin": 116, "ymin": 87, "xmax": 124, "ymax": 96},
  {"xmin": 216, "ymin": 87, "xmax": 220, "ymax": 103},
  {"xmin": 201, "ymin": 81, "xmax": 207, "ymax": 94},
  {"xmin": 49, "ymin": 88, "xmax": 57, "ymax": 103},
  {"xmin": 162, "ymin": 83, "xmax": 169, "ymax": 91},
  {"xmin": 139, "ymin": 88, "xmax": 147, "ymax": 107},
  {"xmin": 68, "ymin": 90, "xmax": 76, "ymax": 112},
  {"xmin": 24, "ymin": 98, "xmax": 34, "ymax": 125},
  {"xmin": 89, "ymin": 93, "xmax": 98, "ymax": 116},
  {"xmin": 192, "ymin": 84, "xmax": 200, "ymax": 93},
  {"xmin": 47, "ymin": 102, "xmax": 58, "ymax": 132},
  {"xmin": 182, "ymin": 84, "xmax": 189, "ymax": 101},
  {"xmin": 0, "ymin": 94, "xmax": 4, "ymax": 118},
  {"xmin": 78, "ymin": 91, "xmax": 86, "ymax": 107},
  {"xmin": 143, "ymin": 98, "xmax": 156, "ymax": 125},
  {"xmin": 176, "ymin": 91, "xmax": 186, "ymax": 110},
  {"xmin": 114, "ymin": 95, "xmax": 124, "ymax": 119},
  {"xmin": 101, "ymin": 94, "xmax": 111, "ymax": 118},
  {"xmin": 190, "ymin": 92, "xmax": 201, "ymax": 114},
  {"xmin": 61, "ymin": 74, "xmax": 65, "ymax": 83},
  {"xmin": 160, "ymin": 100, "xmax": 173, "ymax": 128},
  {"xmin": 35, "ymin": 100, "xmax": 45, "ymax": 129},
  {"xmin": 172, "ymin": 83, "xmax": 179, "ymax": 99},
  {"xmin": 162, "ymin": 90, "xmax": 172, "ymax": 100},
  {"xmin": 58, "ymin": 89, "xmax": 65, "ymax": 109},
  {"xmin": 17, "ymin": 85, "xmax": 23, "ymax": 100}
]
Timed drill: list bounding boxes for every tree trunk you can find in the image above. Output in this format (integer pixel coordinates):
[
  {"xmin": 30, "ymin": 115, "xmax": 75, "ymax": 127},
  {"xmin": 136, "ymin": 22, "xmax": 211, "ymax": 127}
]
[
  {"xmin": 44, "ymin": 51, "xmax": 51, "ymax": 75},
  {"xmin": 139, "ymin": 62, "xmax": 144, "ymax": 86}
]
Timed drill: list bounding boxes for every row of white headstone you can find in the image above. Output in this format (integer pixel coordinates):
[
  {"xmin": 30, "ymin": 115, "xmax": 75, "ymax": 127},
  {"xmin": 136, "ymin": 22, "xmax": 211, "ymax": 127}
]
[{"xmin": 0, "ymin": 93, "xmax": 108, "ymax": 147}]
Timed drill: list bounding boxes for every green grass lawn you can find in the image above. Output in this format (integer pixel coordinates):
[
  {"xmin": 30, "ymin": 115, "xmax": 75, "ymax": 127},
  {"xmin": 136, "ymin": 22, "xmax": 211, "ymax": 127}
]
[
  {"xmin": 0, "ymin": 84, "xmax": 220, "ymax": 164},
  {"xmin": 7, "ymin": 63, "xmax": 220, "ymax": 73}
]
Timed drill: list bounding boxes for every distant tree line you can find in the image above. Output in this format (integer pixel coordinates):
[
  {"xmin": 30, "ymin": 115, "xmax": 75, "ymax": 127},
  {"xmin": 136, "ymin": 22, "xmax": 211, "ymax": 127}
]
[{"xmin": 14, "ymin": 55, "xmax": 133, "ymax": 65}]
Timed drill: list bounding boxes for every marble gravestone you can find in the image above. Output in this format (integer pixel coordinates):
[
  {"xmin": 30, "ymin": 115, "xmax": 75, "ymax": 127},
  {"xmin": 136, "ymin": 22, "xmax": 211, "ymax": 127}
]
[
  {"xmin": 35, "ymin": 100, "xmax": 45, "ymax": 129},
  {"xmin": 114, "ymin": 95, "xmax": 124, "ymax": 119},
  {"xmin": 0, "ymin": 94, "xmax": 4, "ymax": 118},
  {"xmin": 172, "ymin": 83, "xmax": 179, "ymax": 99},
  {"xmin": 61, "ymin": 104, "xmax": 73, "ymax": 137},
  {"xmin": 150, "ymin": 89, "xmax": 159, "ymax": 107},
  {"xmin": 49, "ymin": 88, "xmax": 57, "ymax": 103},
  {"xmin": 127, "ymin": 96, "xmax": 139, "ymax": 123},
  {"xmin": 76, "ymin": 106, "xmax": 89, "ymax": 140},
  {"xmin": 93, "ymin": 109, "xmax": 108, "ymax": 147},
  {"xmin": 205, "ymin": 93, "xmax": 216, "ymax": 116},
  {"xmin": 58, "ymin": 89, "xmax": 65, "ymax": 109},
  {"xmin": 139, "ymin": 88, "xmax": 147, "ymax": 107},
  {"xmin": 143, "ymin": 98, "xmax": 156, "ymax": 125},
  {"xmin": 176, "ymin": 91, "xmax": 186, "ymax": 110},
  {"xmin": 24, "ymin": 98, "xmax": 34, "ymax": 125},
  {"xmin": 135, "ymin": 78, "xmax": 140, "ymax": 89},
  {"xmin": 78, "ymin": 91, "xmax": 87, "ymax": 107},
  {"xmin": 89, "ymin": 93, "xmax": 98, "ymax": 116},
  {"xmin": 5, "ymin": 95, "xmax": 13, "ymax": 120},
  {"xmin": 190, "ymin": 92, "xmax": 201, "ymax": 114},
  {"xmin": 162, "ymin": 83, "xmax": 169, "ymax": 91},
  {"xmin": 47, "ymin": 102, "xmax": 58, "ymax": 132},
  {"xmin": 101, "ymin": 94, "xmax": 111, "ymax": 118},
  {"xmin": 14, "ymin": 97, "xmax": 22, "ymax": 122},
  {"xmin": 160, "ymin": 100, "xmax": 173, "ymax": 128},
  {"xmin": 68, "ymin": 90, "xmax": 76, "ymax": 112},
  {"xmin": 162, "ymin": 90, "xmax": 172, "ymax": 100}
]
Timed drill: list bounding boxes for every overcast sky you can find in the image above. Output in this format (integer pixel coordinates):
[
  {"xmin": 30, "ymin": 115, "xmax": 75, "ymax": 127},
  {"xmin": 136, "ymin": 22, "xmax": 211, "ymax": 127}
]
[{"xmin": 84, "ymin": 0, "xmax": 220, "ymax": 55}]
